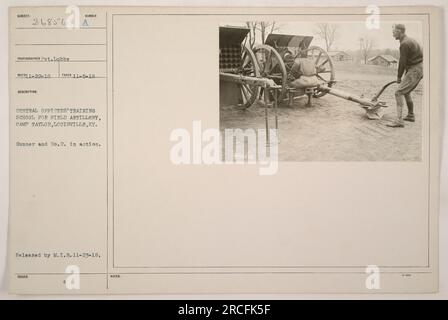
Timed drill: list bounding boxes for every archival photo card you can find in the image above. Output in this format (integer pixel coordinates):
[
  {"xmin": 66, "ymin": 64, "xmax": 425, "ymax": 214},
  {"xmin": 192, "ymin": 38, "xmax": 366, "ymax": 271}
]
[{"xmin": 8, "ymin": 6, "xmax": 441, "ymax": 294}]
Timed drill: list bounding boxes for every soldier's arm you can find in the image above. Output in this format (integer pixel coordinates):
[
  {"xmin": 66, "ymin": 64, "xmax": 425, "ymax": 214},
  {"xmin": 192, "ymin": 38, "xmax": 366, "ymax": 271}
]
[{"xmin": 397, "ymin": 43, "xmax": 409, "ymax": 81}]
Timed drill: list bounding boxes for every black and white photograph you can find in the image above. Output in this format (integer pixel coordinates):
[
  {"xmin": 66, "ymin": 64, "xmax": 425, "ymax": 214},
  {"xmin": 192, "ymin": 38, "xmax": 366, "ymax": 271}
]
[
  {"xmin": 219, "ymin": 20, "xmax": 424, "ymax": 161},
  {"xmin": 3, "ymin": 4, "xmax": 443, "ymax": 298}
]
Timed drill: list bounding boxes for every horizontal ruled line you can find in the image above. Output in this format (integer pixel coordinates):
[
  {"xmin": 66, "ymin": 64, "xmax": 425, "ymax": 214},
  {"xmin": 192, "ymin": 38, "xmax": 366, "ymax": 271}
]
[
  {"xmin": 15, "ymin": 43, "xmax": 106, "ymax": 46},
  {"xmin": 114, "ymin": 265, "xmax": 431, "ymax": 269},
  {"xmin": 15, "ymin": 271, "xmax": 433, "ymax": 275},
  {"xmin": 15, "ymin": 27, "xmax": 106, "ymax": 30},
  {"xmin": 15, "ymin": 60, "xmax": 106, "ymax": 63},
  {"xmin": 16, "ymin": 76, "xmax": 107, "ymax": 79}
]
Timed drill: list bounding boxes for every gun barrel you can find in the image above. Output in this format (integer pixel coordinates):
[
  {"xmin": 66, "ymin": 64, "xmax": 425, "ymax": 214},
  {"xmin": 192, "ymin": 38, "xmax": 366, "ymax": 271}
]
[{"xmin": 318, "ymin": 86, "xmax": 377, "ymax": 107}]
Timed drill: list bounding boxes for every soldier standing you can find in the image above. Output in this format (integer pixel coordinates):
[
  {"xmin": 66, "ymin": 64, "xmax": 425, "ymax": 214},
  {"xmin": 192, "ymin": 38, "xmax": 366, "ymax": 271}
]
[{"xmin": 387, "ymin": 24, "xmax": 423, "ymax": 128}]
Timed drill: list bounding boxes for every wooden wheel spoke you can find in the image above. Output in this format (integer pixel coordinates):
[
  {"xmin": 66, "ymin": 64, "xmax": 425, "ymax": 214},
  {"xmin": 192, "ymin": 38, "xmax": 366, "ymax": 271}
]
[
  {"xmin": 241, "ymin": 85, "xmax": 249, "ymax": 103},
  {"xmin": 241, "ymin": 63, "xmax": 254, "ymax": 76},
  {"xmin": 315, "ymin": 51, "xmax": 323, "ymax": 65},
  {"xmin": 317, "ymin": 58, "xmax": 329, "ymax": 69},
  {"xmin": 253, "ymin": 44, "xmax": 288, "ymax": 101},
  {"xmin": 234, "ymin": 45, "xmax": 261, "ymax": 108},
  {"xmin": 263, "ymin": 50, "xmax": 273, "ymax": 74},
  {"xmin": 244, "ymin": 84, "xmax": 253, "ymax": 95},
  {"xmin": 297, "ymin": 45, "xmax": 335, "ymax": 97},
  {"xmin": 266, "ymin": 59, "xmax": 279, "ymax": 74},
  {"xmin": 242, "ymin": 53, "xmax": 251, "ymax": 69}
]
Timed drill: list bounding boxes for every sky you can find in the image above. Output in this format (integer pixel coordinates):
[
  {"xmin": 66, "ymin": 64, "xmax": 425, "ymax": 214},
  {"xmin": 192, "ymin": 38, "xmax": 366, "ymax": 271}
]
[{"xmin": 222, "ymin": 20, "xmax": 423, "ymax": 51}]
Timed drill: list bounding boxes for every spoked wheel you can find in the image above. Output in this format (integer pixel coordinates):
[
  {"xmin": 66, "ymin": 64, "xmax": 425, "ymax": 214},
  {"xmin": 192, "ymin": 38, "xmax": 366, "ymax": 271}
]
[
  {"xmin": 253, "ymin": 44, "xmax": 288, "ymax": 100},
  {"xmin": 302, "ymin": 46, "xmax": 336, "ymax": 98},
  {"xmin": 237, "ymin": 45, "xmax": 260, "ymax": 109}
]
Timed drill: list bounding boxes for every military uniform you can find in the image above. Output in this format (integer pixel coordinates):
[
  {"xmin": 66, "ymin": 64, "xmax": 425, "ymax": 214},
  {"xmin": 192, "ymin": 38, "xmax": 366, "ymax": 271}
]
[{"xmin": 394, "ymin": 35, "xmax": 423, "ymax": 125}]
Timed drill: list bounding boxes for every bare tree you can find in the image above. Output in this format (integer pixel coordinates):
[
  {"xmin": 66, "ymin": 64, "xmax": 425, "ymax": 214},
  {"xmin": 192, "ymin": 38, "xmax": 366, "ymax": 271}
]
[
  {"xmin": 315, "ymin": 23, "xmax": 339, "ymax": 52},
  {"xmin": 359, "ymin": 35, "xmax": 376, "ymax": 64},
  {"xmin": 257, "ymin": 22, "xmax": 281, "ymax": 44},
  {"xmin": 244, "ymin": 21, "xmax": 281, "ymax": 47},
  {"xmin": 245, "ymin": 22, "xmax": 258, "ymax": 48}
]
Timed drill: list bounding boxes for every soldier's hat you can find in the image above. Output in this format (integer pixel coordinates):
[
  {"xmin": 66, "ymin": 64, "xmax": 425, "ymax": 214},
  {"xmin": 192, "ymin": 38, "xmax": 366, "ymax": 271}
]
[{"xmin": 394, "ymin": 24, "xmax": 406, "ymax": 32}]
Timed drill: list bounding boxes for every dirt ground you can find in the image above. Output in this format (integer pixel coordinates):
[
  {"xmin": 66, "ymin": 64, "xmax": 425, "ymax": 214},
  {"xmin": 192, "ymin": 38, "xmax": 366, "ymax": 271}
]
[{"xmin": 220, "ymin": 62, "xmax": 423, "ymax": 161}]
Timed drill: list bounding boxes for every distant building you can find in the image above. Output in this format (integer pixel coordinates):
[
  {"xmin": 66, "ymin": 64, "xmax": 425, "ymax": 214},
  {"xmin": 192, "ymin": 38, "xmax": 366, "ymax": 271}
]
[
  {"xmin": 328, "ymin": 51, "xmax": 353, "ymax": 61},
  {"xmin": 368, "ymin": 54, "xmax": 398, "ymax": 67},
  {"xmin": 310, "ymin": 50, "xmax": 353, "ymax": 61}
]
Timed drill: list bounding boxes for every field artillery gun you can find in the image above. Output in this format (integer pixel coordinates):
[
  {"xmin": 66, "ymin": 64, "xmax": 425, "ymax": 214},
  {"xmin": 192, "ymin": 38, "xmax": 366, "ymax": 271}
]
[{"xmin": 219, "ymin": 26, "xmax": 394, "ymax": 125}]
